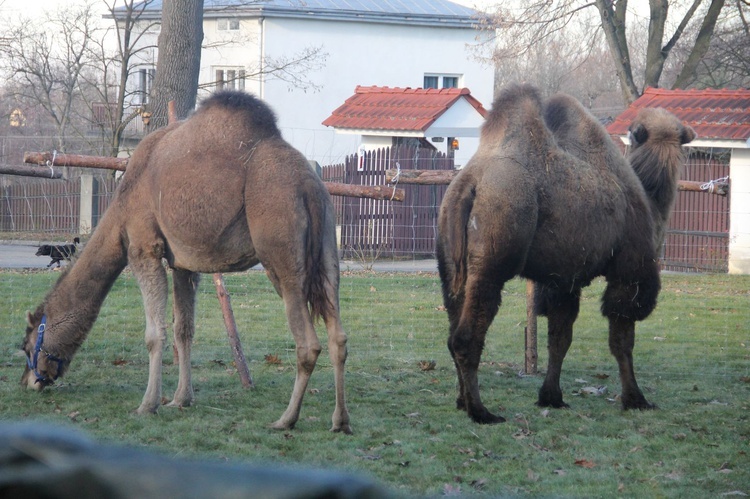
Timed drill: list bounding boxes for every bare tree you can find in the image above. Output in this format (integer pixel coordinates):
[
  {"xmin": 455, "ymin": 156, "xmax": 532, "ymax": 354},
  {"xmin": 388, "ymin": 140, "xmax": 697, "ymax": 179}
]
[
  {"xmin": 82, "ymin": 0, "xmax": 159, "ymax": 157},
  {"xmin": 479, "ymin": 0, "xmax": 742, "ymax": 104},
  {"xmin": 0, "ymin": 3, "xmax": 98, "ymax": 151},
  {"xmin": 688, "ymin": 0, "xmax": 750, "ymax": 87}
]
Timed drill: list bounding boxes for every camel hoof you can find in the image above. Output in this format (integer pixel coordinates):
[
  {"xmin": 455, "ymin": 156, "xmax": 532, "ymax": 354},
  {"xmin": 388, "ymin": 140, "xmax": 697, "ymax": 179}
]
[
  {"xmin": 536, "ymin": 398, "xmax": 570, "ymax": 409},
  {"xmin": 469, "ymin": 408, "xmax": 506, "ymax": 425},
  {"xmin": 622, "ymin": 395, "xmax": 656, "ymax": 410},
  {"xmin": 135, "ymin": 405, "xmax": 159, "ymax": 415},
  {"xmin": 269, "ymin": 419, "xmax": 295, "ymax": 431},
  {"xmin": 537, "ymin": 389, "xmax": 570, "ymax": 409},
  {"xmin": 331, "ymin": 423, "xmax": 353, "ymax": 435},
  {"xmin": 164, "ymin": 400, "xmax": 189, "ymax": 409}
]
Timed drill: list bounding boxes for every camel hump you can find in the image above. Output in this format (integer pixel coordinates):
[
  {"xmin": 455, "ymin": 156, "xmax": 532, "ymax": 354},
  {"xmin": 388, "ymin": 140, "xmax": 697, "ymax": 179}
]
[
  {"xmin": 197, "ymin": 90, "xmax": 281, "ymax": 138},
  {"xmin": 480, "ymin": 83, "xmax": 544, "ymax": 143},
  {"xmin": 543, "ymin": 93, "xmax": 601, "ymax": 138}
]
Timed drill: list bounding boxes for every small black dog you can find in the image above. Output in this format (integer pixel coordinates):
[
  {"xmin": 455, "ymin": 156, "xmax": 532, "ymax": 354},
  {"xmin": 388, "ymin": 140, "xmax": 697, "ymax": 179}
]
[{"xmin": 36, "ymin": 237, "xmax": 80, "ymax": 268}]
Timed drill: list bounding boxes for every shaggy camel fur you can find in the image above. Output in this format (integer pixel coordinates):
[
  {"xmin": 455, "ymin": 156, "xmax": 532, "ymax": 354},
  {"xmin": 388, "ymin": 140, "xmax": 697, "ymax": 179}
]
[
  {"xmin": 20, "ymin": 90, "xmax": 351, "ymax": 434},
  {"xmin": 437, "ymin": 84, "xmax": 694, "ymax": 424}
]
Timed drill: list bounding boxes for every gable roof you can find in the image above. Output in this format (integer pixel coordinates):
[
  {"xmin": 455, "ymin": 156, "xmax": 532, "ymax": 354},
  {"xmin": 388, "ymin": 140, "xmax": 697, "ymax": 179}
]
[
  {"xmin": 125, "ymin": 0, "xmax": 481, "ymax": 27},
  {"xmin": 606, "ymin": 87, "xmax": 750, "ymax": 145},
  {"xmin": 322, "ymin": 86, "xmax": 488, "ymax": 134}
]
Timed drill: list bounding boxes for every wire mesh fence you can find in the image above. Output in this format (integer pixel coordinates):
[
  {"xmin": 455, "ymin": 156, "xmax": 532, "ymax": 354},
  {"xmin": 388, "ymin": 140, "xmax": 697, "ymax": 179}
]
[{"xmin": 0, "ymin": 144, "xmax": 747, "ymax": 400}]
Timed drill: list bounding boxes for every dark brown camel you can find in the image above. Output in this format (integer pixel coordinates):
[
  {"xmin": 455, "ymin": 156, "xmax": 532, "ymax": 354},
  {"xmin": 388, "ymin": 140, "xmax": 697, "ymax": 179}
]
[
  {"xmin": 20, "ymin": 90, "xmax": 351, "ymax": 434},
  {"xmin": 436, "ymin": 83, "xmax": 695, "ymax": 424}
]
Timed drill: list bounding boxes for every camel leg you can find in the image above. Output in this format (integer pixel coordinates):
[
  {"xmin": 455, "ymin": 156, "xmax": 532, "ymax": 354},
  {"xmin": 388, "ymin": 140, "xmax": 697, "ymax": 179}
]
[
  {"xmin": 608, "ymin": 315, "xmax": 655, "ymax": 410},
  {"xmin": 443, "ymin": 287, "xmax": 467, "ymax": 411},
  {"xmin": 270, "ymin": 289, "xmax": 321, "ymax": 431},
  {"xmin": 166, "ymin": 269, "xmax": 200, "ymax": 408},
  {"xmin": 130, "ymin": 254, "xmax": 169, "ymax": 415},
  {"xmin": 323, "ymin": 302, "xmax": 352, "ymax": 434},
  {"xmin": 537, "ymin": 288, "xmax": 580, "ymax": 408},
  {"xmin": 449, "ymin": 273, "xmax": 505, "ymax": 424}
]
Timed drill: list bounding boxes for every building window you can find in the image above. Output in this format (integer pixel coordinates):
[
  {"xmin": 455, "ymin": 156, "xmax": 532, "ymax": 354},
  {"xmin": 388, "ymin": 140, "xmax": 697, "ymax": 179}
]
[
  {"xmin": 442, "ymin": 76, "xmax": 459, "ymax": 88},
  {"xmin": 217, "ymin": 18, "xmax": 240, "ymax": 31},
  {"xmin": 424, "ymin": 74, "xmax": 462, "ymax": 89},
  {"xmin": 215, "ymin": 68, "xmax": 246, "ymax": 90},
  {"xmin": 424, "ymin": 76, "xmax": 439, "ymax": 89},
  {"xmin": 138, "ymin": 67, "xmax": 155, "ymax": 104}
]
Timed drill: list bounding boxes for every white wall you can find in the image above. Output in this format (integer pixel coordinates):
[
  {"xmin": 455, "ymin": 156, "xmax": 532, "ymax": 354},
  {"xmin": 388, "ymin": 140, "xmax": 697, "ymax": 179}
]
[
  {"xmin": 728, "ymin": 148, "xmax": 750, "ymax": 274},
  {"xmin": 259, "ymin": 17, "xmax": 494, "ymax": 167}
]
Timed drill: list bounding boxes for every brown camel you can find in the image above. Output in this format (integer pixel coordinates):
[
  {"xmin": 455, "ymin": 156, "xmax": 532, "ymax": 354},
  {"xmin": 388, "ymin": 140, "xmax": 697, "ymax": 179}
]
[
  {"xmin": 437, "ymin": 83, "xmax": 695, "ymax": 424},
  {"xmin": 20, "ymin": 90, "xmax": 351, "ymax": 434}
]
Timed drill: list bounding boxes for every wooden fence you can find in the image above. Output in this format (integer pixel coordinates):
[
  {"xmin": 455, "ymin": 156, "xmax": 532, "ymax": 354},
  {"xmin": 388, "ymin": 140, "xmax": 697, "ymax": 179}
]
[{"xmin": 322, "ymin": 146, "xmax": 453, "ymax": 259}]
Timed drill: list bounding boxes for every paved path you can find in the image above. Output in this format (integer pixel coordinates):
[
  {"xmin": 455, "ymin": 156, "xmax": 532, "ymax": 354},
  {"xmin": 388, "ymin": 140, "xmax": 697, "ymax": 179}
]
[
  {"xmin": 0, "ymin": 241, "xmax": 438, "ymax": 273},
  {"xmin": 0, "ymin": 242, "xmax": 54, "ymax": 269}
]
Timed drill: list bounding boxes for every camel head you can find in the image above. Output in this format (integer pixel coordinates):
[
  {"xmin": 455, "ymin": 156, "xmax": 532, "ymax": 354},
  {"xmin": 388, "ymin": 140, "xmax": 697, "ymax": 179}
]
[
  {"xmin": 627, "ymin": 108, "xmax": 696, "ymax": 250},
  {"xmin": 20, "ymin": 308, "xmax": 68, "ymax": 390}
]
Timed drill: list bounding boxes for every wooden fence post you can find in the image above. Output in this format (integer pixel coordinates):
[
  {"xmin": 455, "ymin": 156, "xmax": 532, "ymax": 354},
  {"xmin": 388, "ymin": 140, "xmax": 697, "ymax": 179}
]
[{"xmin": 524, "ymin": 280, "xmax": 538, "ymax": 375}]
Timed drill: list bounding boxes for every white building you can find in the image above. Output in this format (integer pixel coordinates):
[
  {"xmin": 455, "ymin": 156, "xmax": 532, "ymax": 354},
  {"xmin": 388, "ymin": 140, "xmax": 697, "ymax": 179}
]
[{"xmin": 116, "ymin": 0, "xmax": 494, "ymax": 166}]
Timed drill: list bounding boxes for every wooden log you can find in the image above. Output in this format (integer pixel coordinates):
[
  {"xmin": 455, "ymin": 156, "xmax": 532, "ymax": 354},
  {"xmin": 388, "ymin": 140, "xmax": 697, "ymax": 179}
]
[
  {"xmin": 213, "ymin": 273, "xmax": 254, "ymax": 388},
  {"xmin": 23, "ymin": 152, "xmax": 128, "ymax": 172},
  {"xmin": 23, "ymin": 151, "xmax": 404, "ymax": 201},
  {"xmin": 325, "ymin": 182, "xmax": 405, "ymax": 202},
  {"xmin": 0, "ymin": 164, "xmax": 63, "ymax": 179},
  {"xmin": 678, "ymin": 179, "xmax": 729, "ymax": 196},
  {"xmin": 524, "ymin": 280, "xmax": 538, "ymax": 375},
  {"xmin": 386, "ymin": 168, "xmax": 729, "ymax": 196},
  {"xmin": 386, "ymin": 168, "xmax": 456, "ymax": 185}
]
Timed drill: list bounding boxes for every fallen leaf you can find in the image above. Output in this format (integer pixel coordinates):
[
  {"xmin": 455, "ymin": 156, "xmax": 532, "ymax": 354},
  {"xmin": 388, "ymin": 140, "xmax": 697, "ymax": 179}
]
[
  {"xmin": 580, "ymin": 386, "xmax": 608, "ymax": 396},
  {"xmin": 595, "ymin": 373, "xmax": 610, "ymax": 379},
  {"xmin": 369, "ymin": 285, "xmax": 377, "ymax": 292},
  {"xmin": 67, "ymin": 411, "xmax": 80, "ymax": 421},
  {"xmin": 470, "ymin": 478, "xmax": 488, "ymax": 490},
  {"xmin": 653, "ymin": 336, "xmax": 667, "ymax": 341},
  {"xmin": 112, "ymin": 359, "xmax": 128, "ymax": 366},
  {"xmin": 575, "ymin": 459, "xmax": 596, "ymax": 469},
  {"xmin": 418, "ymin": 360, "xmax": 436, "ymax": 371},
  {"xmin": 264, "ymin": 354, "xmax": 281, "ymax": 365}
]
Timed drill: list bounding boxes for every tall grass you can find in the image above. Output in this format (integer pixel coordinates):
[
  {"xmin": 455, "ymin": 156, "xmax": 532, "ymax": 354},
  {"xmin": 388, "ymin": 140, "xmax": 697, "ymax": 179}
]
[{"xmin": 1, "ymin": 269, "xmax": 748, "ymax": 497}]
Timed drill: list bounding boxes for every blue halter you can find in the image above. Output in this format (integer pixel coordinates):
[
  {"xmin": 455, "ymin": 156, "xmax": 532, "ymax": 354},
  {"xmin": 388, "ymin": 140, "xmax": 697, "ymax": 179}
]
[{"xmin": 26, "ymin": 315, "xmax": 65, "ymax": 384}]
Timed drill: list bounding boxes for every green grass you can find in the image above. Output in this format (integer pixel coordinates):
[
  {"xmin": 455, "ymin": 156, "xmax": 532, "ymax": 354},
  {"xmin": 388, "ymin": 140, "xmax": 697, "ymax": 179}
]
[{"xmin": 1, "ymin": 269, "xmax": 748, "ymax": 497}]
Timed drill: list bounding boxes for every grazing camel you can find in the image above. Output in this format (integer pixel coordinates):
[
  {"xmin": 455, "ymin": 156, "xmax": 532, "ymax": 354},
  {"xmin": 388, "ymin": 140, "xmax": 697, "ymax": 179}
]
[{"xmin": 20, "ymin": 90, "xmax": 351, "ymax": 434}]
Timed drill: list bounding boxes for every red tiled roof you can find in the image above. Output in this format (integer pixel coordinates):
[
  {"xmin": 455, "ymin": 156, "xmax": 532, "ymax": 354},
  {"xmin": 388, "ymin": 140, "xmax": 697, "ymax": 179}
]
[
  {"xmin": 322, "ymin": 85, "xmax": 488, "ymax": 132},
  {"xmin": 606, "ymin": 87, "xmax": 750, "ymax": 142}
]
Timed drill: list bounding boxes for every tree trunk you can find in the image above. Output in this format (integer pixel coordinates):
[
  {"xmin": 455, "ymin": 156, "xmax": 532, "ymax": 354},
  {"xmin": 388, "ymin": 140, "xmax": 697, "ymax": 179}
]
[
  {"xmin": 643, "ymin": 0, "xmax": 669, "ymax": 87},
  {"xmin": 595, "ymin": 0, "xmax": 640, "ymax": 104},
  {"xmin": 146, "ymin": 0, "xmax": 204, "ymax": 130}
]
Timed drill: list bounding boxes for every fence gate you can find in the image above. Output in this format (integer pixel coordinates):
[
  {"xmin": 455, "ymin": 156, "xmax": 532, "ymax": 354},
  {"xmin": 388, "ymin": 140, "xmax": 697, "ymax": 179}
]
[{"xmin": 662, "ymin": 150, "xmax": 730, "ymax": 272}]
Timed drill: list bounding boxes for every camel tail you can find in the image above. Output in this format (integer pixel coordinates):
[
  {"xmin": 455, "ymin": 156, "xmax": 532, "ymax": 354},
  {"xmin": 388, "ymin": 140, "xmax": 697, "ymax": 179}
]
[
  {"xmin": 302, "ymin": 188, "xmax": 337, "ymax": 324},
  {"xmin": 439, "ymin": 176, "xmax": 476, "ymax": 298}
]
